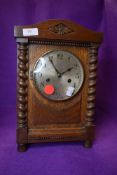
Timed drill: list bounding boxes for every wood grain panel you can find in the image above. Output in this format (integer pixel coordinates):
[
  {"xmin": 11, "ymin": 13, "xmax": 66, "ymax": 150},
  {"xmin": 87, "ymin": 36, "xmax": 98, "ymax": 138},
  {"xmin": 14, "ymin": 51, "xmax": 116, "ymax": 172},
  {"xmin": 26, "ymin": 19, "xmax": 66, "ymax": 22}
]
[{"xmin": 28, "ymin": 45, "xmax": 89, "ymax": 130}]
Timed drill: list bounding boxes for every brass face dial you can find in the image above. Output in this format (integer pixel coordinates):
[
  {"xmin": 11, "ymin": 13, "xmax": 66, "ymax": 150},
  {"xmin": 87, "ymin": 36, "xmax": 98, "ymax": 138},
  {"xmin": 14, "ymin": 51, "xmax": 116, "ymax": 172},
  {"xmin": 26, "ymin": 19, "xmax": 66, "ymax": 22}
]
[{"xmin": 33, "ymin": 50, "xmax": 84, "ymax": 101}]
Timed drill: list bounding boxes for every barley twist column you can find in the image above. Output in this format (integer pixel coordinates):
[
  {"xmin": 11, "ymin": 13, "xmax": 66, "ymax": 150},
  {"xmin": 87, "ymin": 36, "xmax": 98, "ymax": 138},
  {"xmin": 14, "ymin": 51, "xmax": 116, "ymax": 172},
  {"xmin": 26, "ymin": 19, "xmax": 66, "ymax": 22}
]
[
  {"xmin": 84, "ymin": 43, "xmax": 99, "ymax": 147},
  {"xmin": 17, "ymin": 38, "xmax": 28, "ymax": 151}
]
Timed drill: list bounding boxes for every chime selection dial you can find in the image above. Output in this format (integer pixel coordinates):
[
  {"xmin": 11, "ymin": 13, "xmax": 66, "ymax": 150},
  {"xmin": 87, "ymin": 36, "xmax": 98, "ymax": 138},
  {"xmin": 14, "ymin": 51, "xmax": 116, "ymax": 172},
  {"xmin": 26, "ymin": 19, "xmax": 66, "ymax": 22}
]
[{"xmin": 33, "ymin": 50, "xmax": 84, "ymax": 100}]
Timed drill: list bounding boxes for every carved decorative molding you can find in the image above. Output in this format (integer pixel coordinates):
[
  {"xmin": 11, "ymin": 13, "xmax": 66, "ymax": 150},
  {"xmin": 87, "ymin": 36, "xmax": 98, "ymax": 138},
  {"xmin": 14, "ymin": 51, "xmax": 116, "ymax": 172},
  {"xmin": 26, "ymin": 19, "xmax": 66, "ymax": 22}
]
[
  {"xmin": 29, "ymin": 39, "xmax": 91, "ymax": 47},
  {"xmin": 86, "ymin": 44, "xmax": 99, "ymax": 126},
  {"xmin": 29, "ymin": 136, "xmax": 83, "ymax": 142},
  {"xmin": 48, "ymin": 23, "xmax": 74, "ymax": 35}
]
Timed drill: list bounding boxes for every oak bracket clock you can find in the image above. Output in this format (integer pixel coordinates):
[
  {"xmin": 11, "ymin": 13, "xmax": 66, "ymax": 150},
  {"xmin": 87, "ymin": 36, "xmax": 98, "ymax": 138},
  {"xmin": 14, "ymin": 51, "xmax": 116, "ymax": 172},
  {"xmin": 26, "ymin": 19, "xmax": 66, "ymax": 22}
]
[{"xmin": 14, "ymin": 20, "xmax": 103, "ymax": 152}]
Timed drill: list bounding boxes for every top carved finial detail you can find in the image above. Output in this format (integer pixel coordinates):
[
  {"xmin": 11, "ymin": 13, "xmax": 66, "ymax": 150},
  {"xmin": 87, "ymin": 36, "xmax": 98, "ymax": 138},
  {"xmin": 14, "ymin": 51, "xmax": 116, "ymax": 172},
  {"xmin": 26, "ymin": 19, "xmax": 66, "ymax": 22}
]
[{"xmin": 48, "ymin": 23, "xmax": 74, "ymax": 35}]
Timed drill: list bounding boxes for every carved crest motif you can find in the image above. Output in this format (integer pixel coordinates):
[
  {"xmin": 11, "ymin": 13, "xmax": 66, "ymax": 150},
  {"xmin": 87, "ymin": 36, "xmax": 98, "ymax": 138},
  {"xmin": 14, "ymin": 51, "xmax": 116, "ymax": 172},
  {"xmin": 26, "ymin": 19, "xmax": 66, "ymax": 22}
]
[{"xmin": 49, "ymin": 23, "xmax": 73, "ymax": 35}]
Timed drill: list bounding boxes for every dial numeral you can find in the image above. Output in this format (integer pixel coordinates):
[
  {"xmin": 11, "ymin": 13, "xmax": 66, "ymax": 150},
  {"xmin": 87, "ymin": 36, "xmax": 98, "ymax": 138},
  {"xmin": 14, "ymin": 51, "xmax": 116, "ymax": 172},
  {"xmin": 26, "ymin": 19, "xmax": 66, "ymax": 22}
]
[
  {"xmin": 74, "ymin": 63, "xmax": 78, "ymax": 68},
  {"xmin": 75, "ymin": 73, "xmax": 79, "ymax": 79},
  {"xmin": 37, "ymin": 60, "xmax": 42, "ymax": 68},
  {"xmin": 57, "ymin": 53, "xmax": 63, "ymax": 59},
  {"xmin": 38, "ymin": 72, "xmax": 42, "ymax": 77},
  {"xmin": 41, "ymin": 82, "xmax": 44, "ymax": 87},
  {"xmin": 54, "ymin": 91, "xmax": 60, "ymax": 98},
  {"xmin": 34, "ymin": 75, "xmax": 38, "ymax": 82},
  {"xmin": 68, "ymin": 56, "xmax": 71, "ymax": 62}
]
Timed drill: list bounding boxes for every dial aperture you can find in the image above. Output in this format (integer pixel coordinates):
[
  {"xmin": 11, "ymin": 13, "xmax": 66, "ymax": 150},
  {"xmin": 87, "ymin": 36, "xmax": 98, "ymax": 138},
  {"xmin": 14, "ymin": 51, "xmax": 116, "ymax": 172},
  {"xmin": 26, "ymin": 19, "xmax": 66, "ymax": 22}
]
[
  {"xmin": 46, "ymin": 78, "xmax": 50, "ymax": 82},
  {"xmin": 68, "ymin": 79, "xmax": 72, "ymax": 83}
]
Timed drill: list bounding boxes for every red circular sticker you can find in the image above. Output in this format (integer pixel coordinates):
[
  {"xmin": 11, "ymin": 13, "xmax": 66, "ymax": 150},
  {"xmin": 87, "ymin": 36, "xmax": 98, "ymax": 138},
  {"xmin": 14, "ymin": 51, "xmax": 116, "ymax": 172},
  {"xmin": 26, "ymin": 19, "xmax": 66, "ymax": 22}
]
[{"xmin": 44, "ymin": 84, "xmax": 55, "ymax": 95}]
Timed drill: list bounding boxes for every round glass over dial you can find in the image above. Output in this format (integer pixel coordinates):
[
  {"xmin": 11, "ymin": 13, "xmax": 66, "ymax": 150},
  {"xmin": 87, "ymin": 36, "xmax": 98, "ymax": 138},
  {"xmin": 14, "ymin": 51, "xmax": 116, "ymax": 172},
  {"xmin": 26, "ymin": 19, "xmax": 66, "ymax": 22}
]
[{"xmin": 33, "ymin": 50, "xmax": 84, "ymax": 101}]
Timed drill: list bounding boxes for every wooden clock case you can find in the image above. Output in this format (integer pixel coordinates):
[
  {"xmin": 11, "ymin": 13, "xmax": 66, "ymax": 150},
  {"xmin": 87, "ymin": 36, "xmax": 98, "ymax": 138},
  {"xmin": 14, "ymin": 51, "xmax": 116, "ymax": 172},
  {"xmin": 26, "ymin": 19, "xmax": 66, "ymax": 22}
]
[{"xmin": 14, "ymin": 19, "xmax": 103, "ymax": 151}]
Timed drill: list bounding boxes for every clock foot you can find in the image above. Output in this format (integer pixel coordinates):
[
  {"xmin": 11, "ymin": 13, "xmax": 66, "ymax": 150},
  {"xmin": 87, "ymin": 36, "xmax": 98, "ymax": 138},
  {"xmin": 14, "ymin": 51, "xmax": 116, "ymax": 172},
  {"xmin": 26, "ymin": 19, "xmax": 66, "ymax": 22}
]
[
  {"xmin": 17, "ymin": 144, "xmax": 28, "ymax": 152},
  {"xmin": 84, "ymin": 140, "xmax": 92, "ymax": 148}
]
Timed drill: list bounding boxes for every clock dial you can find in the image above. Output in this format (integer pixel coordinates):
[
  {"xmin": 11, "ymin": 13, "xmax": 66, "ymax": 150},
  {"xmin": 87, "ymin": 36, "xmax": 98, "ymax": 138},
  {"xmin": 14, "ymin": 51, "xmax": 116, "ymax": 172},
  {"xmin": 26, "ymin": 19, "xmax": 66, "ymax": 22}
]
[{"xmin": 33, "ymin": 50, "xmax": 84, "ymax": 101}]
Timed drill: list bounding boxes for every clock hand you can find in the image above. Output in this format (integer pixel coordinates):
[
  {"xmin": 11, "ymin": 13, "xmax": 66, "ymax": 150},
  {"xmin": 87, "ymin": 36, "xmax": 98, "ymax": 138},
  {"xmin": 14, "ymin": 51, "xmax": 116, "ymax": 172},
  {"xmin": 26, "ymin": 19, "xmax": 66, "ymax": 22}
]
[
  {"xmin": 60, "ymin": 67, "xmax": 73, "ymax": 75},
  {"xmin": 49, "ymin": 57, "xmax": 61, "ymax": 77}
]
